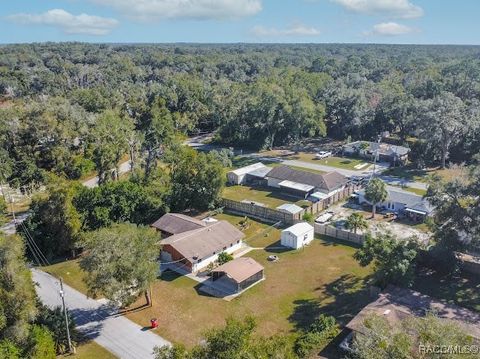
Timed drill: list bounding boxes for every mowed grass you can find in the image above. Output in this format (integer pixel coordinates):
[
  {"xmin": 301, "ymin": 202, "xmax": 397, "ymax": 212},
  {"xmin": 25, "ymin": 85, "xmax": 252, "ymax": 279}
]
[
  {"xmin": 259, "ymin": 151, "xmax": 369, "ymax": 170},
  {"xmin": 125, "ymin": 231, "xmax": 373, "ymax": 347},
  {"xmin": 222, "ymin": 185, "xmax": 310, "ymax": 209},
  {"xmin": 63, "ymin": 341, "xmax": 117, "ymax": 359},
  {"xmin": 384, "ymin": 165, "xmax": 467, "ymax": 183}
]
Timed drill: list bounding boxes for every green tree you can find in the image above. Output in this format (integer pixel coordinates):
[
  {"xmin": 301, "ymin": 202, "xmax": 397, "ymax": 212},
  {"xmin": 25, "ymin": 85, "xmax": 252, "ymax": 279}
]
[
  {"xmin": 35, "ymin": 306, "xmax": 77, "ymax": 355},
  {"xmin": 294, "ymin": 315, "xmax": 339, "ymax": 358},
  {"xmin": 80, "ymin": 223, "xmax": 159, "ymax": 307},
  {"xmin": 21, "ymin": 176, "xmax": 82, "ymax": 259},
  {"xmin": 364, "ymin": 178, "xmax": 388, "ymax": 218},
  {"xmin": 91, "ymin": 110, "xmax": 133, "ymax": 184},
  {"xmin": 217, "ymin": 252, "xmax": 233, "ymax": 265},
  {"xmin": 167, "ymin": 146, "xmax": 224, "ymax": 211},
  {"xmin": 354, "ymin": 232, "xmax": 419, "ymax": 288},
  {"xmin": 424, "ymin": 165, "xmax": 480, "ymax": 271},
  {"xmin": 346, "ymin": 213, "xmax": 368, "ymax": 234},
  {"xmin": 302, "ymin": 212, "xmax": 315, "ymax": 223},
  {"xmin": 0, "ymin": 340, "xmax": 21, "ymax": 359},
  {"xmin": 0, "ymin": 235, "xmax": 38, "ymax": 344},
  {"xmin": 74, "ymin": 179, "xmax": 168, "ymax": 231},
  {"xmin": 351, "ymin": 313, "xmax": 478, "ymax": 359},
  {"xmin": 155, "ymin": 317, "xmax": 295, "ymax": 359},
  {"xmin": 28, "ymin": 325, "xmax": 56, "ymax": 359}
]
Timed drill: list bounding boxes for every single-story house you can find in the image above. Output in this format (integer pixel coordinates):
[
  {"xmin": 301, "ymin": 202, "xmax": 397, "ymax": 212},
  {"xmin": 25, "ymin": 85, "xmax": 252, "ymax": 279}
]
[
  {"xmin": 266, "ymin": 165, "xmax": 348, "ymax": 199},
  {"xmin": 281, "ymin": 222, "xmax": 314, "ymax": 249},
  {"xmin": 151, "ymin": 213, "xmax": 207, "ymax": 238},
  {"xmin": 226, "ymin": 162, "xmax": 271, "ymax": 185},
  {"xmin": 340, "ymin": 286, "xmax": 480, "ymax": 352},
  {"xmin": 160, "ymin": 220, "xmax": 245, "ymax": 273},
  {"xmin": 356, "ymin": 188, "xmax": 434, "ymax": 221},
  {"xmin": 343, "ymin": 141, "xmax": 410, "ymax": 166},
  {"xmin": 276, "ymin": 203, "xmax": 304, "ymax": 215},
  {"xmin": 211, "ymin": 257, "xmax": 264, "ymax": 293}
]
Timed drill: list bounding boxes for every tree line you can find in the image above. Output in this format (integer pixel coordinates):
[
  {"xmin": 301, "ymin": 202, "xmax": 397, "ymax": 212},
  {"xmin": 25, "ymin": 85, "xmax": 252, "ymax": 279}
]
[{"xmin": 1, "ymin": 43, "xmax": 480, "ymax": 192}]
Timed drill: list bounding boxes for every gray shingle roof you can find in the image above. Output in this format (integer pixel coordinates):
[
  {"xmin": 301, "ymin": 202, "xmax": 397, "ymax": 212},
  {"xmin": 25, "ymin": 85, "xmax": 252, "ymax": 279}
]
[
  {"xmin": 267, "ymin": 166, "xmax": 347, "ymax": 192},
  {"xmin": 161, "ymin": 220, "xmax": 245, "ymax": 263},
  {"xmin": 151, "ymin": 213, "xmax": 206, "ymax": 234}
]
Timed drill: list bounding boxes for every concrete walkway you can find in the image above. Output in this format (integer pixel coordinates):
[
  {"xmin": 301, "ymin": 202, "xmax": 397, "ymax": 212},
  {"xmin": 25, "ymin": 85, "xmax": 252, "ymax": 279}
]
[
  {"xmin": 32, "ymin": 269, "xmax": 170, "ymax": 359},
  {"xmin": 82, "ymin": 160, "xmax": 132, "ymax": 188}
]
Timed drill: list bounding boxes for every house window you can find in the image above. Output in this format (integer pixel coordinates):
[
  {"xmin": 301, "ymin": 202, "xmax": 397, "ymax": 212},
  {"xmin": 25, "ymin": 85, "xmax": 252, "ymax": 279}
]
[{"xmin": 223, "ymin": 246, "xmax": 227, "ymax": 250}]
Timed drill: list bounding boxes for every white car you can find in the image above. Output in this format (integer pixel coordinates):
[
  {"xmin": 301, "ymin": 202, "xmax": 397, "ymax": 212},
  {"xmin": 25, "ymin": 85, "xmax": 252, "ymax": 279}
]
[{"xmin": 315, "ymin": 151, "xmax": 332, "ymax": 159}]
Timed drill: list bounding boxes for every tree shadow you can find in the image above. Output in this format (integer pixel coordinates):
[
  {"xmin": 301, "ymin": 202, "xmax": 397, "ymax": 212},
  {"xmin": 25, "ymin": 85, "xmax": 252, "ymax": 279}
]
[
  {"xmin": 288, "ymin": 274, "xmax": 373, "ymax": 332},
  {"xmin": 160, "ymin": 270, "xmax": 183, "ymax": 282},
  {"xmin": 69, "ymin": 306, "xmax": 111, "ymax": 340}
]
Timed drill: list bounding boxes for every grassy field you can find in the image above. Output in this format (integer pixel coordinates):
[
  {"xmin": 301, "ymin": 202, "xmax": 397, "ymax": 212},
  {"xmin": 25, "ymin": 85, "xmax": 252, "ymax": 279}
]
[
  {"xmin": 125, "ymin": 228, "xmax": 373, "ymax": 347},
  {"xmin": 222, "ymin": 185, "xmax": 310, "ymax": 209},
  {"xmin": 67, "ymin": 341, "xmax": 117, "ymax": 359},
  {"xmin": 258, "ymin": 151, "xmax": 369, "ymax": 170},
  {"xmin": 384, "ymin": 165, "xmax": 466, "ymax": 183}
]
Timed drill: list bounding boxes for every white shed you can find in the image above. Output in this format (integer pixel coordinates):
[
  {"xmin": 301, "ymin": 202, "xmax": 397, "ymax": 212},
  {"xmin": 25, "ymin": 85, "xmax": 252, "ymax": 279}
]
[
  {"xmin": 281, "ymin": 222, "xmax": 314, "ymax": 249},
  {"xmin": 226, "ymin": 162, "xmax": 270, "ymax": 185}
]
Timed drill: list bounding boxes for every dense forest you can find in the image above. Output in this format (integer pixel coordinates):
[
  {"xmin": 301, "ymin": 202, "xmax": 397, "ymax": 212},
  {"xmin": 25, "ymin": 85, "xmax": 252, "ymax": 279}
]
[{"xmin": 1, "ymin": 43, "xmax": 480, "ymax": 191}]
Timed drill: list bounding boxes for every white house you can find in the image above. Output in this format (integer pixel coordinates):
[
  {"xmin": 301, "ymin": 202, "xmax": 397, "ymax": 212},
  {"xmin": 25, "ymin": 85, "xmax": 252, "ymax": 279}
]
[
  {"xmin": 226, "ymin": 162, "xmax": 271, "ymax": 185},
  {"xmin": 281, "ymin": 222, "xmax": 314, "ymax": 249}
]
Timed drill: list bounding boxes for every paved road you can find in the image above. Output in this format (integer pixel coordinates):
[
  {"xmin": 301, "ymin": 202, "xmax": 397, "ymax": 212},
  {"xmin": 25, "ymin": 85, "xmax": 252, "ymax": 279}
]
[
  {"xmin": 82, "ymin": 160, "xmax": 132, "ymax": 188},
  {"xmin": 32, "ymin": 269, "xmax": 170, "ymax": 359}
]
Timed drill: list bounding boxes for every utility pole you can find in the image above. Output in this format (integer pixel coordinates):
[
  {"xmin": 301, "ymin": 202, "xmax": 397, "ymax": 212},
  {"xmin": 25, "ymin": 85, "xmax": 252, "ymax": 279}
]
[{"xmin": 59, "ymin": 277, "xmax": 75, "ymax": 354}]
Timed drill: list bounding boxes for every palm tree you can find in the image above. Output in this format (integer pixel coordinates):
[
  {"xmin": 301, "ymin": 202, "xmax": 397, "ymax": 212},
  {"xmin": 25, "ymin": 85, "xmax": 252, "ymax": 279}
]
[
  {"xmin": 346, "ymin": 212, "xmax": 368, "ymax": 234},
  {"xmin": 365, "ymin": 178, "xmax": 388, "ymax": 218}
]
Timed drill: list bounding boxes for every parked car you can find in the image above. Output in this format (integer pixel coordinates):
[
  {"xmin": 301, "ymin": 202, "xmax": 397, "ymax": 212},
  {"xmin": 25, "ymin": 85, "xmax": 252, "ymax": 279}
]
[{"xmin": 315, "ymin": 151, "xmax": 332, "ymax": 159}]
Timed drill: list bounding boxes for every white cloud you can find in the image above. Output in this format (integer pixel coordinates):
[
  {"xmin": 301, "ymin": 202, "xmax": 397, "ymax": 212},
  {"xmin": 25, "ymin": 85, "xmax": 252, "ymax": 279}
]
[
  {"xmin": 91, "ymin": 0, "xmax": 262, "ymax": 21},
  {"xmin": 331, "ymin": 0, "xmax": 423, "ymax": 19},
  {"xmin": 8, "ymin": 9, "xmax": 118, "ymax": 35},
  {"xmin": 251, "ymin": 24, "xmax": 320, "ymax": 37},
  {"xmin": 365, "ymin": 21, "xmax": 415, "ymax": 36}
]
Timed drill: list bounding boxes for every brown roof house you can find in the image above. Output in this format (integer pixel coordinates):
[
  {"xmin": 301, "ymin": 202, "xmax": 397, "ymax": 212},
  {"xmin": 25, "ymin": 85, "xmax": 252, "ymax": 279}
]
[
  {"xmin": 160, "ymin": 220, "xmax": 245, "ymax": 273},
  {"xmin": 266, "ymin": 165, "xmax": 348, "ymax": 198},
  {"xmin": 340, "ymin": 286, "xmax": 480, "ymax": 353},
  {"xmin": 211, "ymin": 257, "xmax": 264, "ymax": 294},
  {"xmin": 151, "ymin": 213, "xmax": 206, "ymax": 237}
]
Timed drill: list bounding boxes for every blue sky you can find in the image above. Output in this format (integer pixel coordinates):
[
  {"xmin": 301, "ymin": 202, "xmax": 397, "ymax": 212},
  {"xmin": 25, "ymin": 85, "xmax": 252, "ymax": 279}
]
[{"xmin": 1, "ymin": 1, "xmax": 479, "ymax": 44}]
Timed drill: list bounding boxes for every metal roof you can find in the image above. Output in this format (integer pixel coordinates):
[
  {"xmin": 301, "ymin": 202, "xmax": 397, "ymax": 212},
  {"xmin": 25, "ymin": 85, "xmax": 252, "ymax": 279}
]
[
  {"xmin": 276, "ymin": 203, "xmax": 304, "ymax": 214},
  {"xmin": 282, "ymin": 222, "xmax": 314, "ymax": 236},
  {"xmin": 278, "ymin": 180, "xmax": 314, "ymax": 193},
  {"xmin": 358, "ymin": 188, "xmax": 434, "ymax": 214},
  {"xmin": 229, "ymin": 162, "xmax": 269, "ymax": 176}
]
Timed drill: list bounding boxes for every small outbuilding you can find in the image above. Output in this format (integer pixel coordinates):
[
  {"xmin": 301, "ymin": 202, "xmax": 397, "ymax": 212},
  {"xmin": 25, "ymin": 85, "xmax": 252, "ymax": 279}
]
[
  {"xmin": 226, "ymin": 162, "xmax": 271, "ymax": 185},
  {"xmin": 281, "ymin": 222, "xmax": 314, "ymax": 249},
  {"xmin": 276, "ymin": 203, "xmax": 304, "ymax": 215},
  {"xmin": 212, "ymin": 257, "xmax": 264, "ymax": 293}
]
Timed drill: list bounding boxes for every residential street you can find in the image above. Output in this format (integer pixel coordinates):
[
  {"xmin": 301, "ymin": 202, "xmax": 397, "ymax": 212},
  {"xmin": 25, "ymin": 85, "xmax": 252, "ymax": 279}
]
[
  {"xmin": 32, "ymin": 269, "xmax": 170, "ymax": 359},
  {"xmin": 82, "ymin": 160, "xmax": 132, "ymax": 188}
]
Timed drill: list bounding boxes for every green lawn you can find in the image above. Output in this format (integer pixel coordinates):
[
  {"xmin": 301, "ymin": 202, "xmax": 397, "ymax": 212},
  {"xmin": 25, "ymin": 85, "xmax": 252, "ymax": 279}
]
[
  {"xmin": 125, "ymin": 223, "xmax": 373, "ymax": 347},
  {"xmin": 384, "ymin": 165, "xmax": 466, "ymax": 183},
  {"xmin": 63, "ymin": 341, "xmax": 117, "ymax": 359},
  {"xmin": 290, "ymin": 153, "xmax": 370, "ymax": 170},
  {"xmin": 222, "ymin": 185, "xmax": 310, "ymax": 209}
]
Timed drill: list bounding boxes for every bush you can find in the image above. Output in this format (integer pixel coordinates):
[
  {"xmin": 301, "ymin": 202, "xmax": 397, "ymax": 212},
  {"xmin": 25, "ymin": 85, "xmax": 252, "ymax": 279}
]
[
  {"xmin": 294, "ymin": 315, "xmax": 339, "ymax": 358},
  {"xmin": 302, "ymin": 212, "xmax": 315, "ymax": 223},
  {"xmin": 218, "ymin": 252, "xmax": 234, "ymax": 265}
]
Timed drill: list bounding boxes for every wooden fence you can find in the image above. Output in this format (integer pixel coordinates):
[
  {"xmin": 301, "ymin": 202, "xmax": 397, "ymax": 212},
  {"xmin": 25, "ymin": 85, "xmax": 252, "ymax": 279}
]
[
  {"xmin": 313, "ymin": 223, "xmax": 364, "ymax": 245},
  {"xmin": 221, "ymin": 185, "xmax": 360, "ymax": 225}
]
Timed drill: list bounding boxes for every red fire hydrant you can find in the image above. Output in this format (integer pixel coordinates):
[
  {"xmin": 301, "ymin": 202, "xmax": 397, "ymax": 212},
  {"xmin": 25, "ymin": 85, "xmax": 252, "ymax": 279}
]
[{"xmin": 150, "ymin": 318, "xmax": 158, "ymax": 329}]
